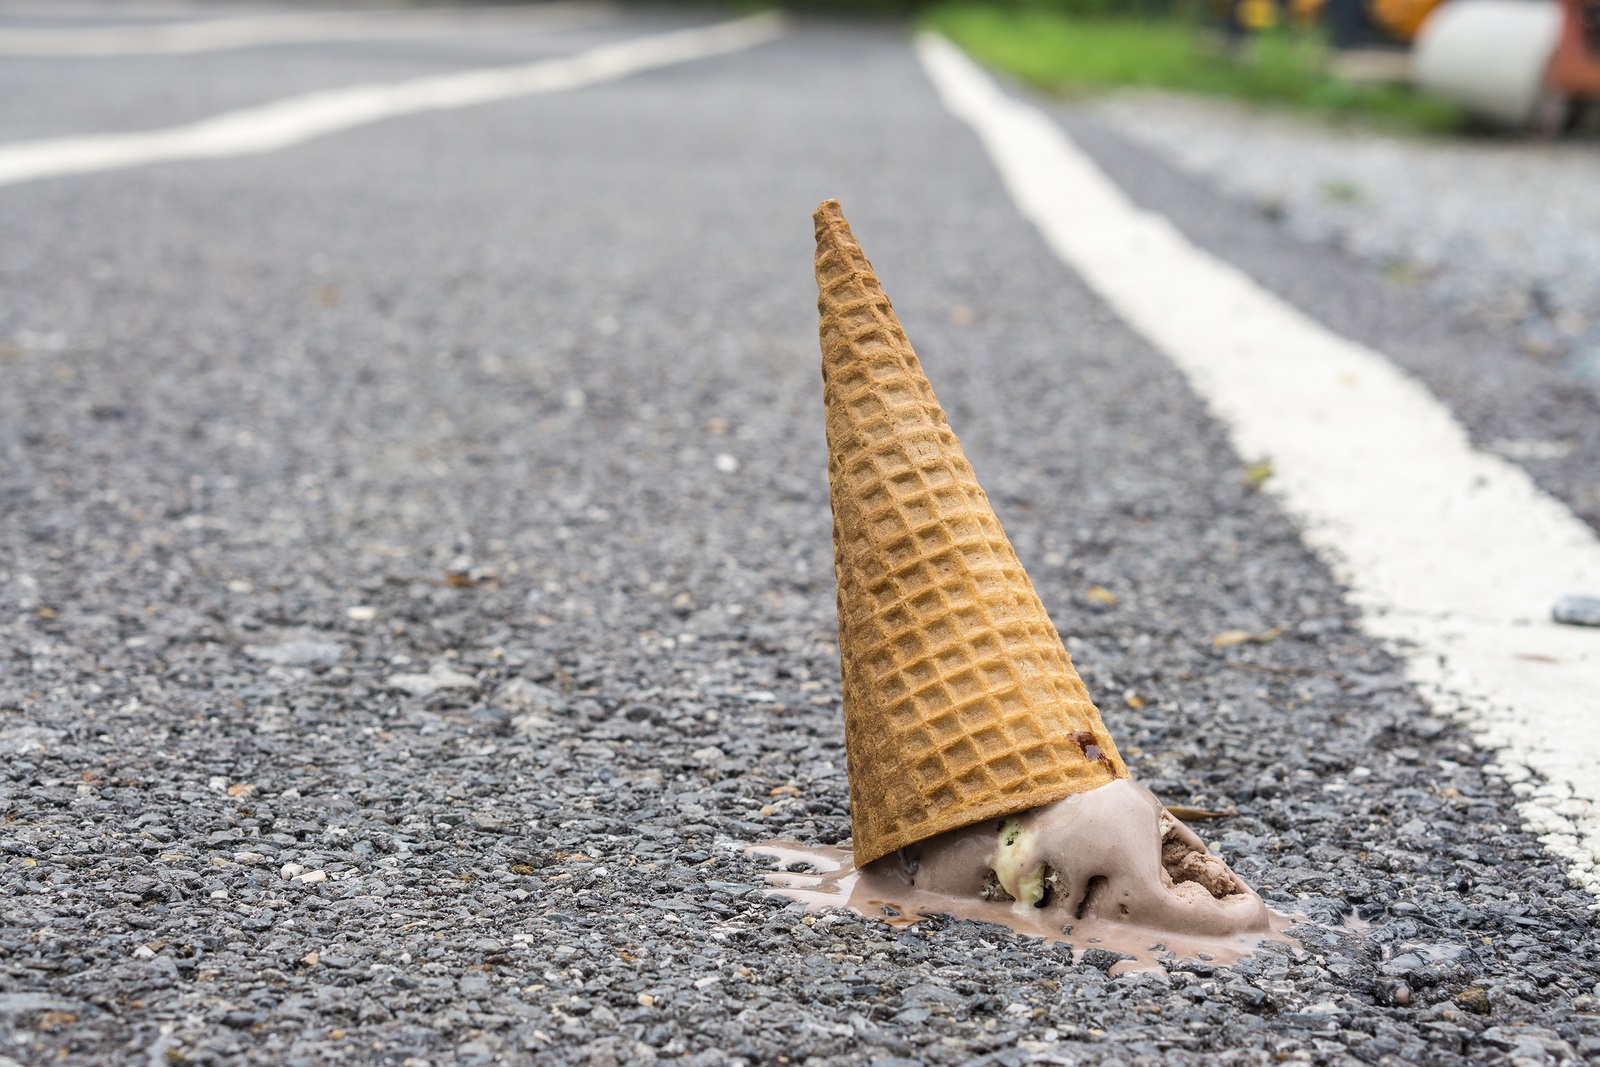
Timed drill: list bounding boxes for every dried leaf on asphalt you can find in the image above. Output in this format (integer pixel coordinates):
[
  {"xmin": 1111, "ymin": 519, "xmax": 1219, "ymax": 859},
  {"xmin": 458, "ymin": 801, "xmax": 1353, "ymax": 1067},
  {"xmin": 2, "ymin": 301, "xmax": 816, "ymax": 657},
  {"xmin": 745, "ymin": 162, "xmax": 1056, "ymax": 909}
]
[
  {"xmin": 444, "ymin": 557, "xmax": 497, "ymax": 587},
  {"xmin": 1086, "ymin": 585, "xmax": 1118, "ymax": 606},
  {"xmin": 1165, "ymin": 805, "xmax": 1232, "ymax": 821},
  {"xmin": 1244, "ymin": 459, "xmax": 1274, "ymax": 489},
  {"xmin": 1212, "ymin": 626, "xmax": 1283, "ymax": 648}
]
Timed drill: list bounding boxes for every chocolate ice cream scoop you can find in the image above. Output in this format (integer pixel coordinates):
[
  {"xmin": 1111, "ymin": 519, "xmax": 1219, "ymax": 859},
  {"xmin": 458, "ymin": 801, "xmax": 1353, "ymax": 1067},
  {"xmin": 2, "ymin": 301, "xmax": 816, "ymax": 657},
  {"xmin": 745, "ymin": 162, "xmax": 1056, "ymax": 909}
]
[{"xmin": 752, "ymin": 779, "xmax": 1289, "ymax": 973}]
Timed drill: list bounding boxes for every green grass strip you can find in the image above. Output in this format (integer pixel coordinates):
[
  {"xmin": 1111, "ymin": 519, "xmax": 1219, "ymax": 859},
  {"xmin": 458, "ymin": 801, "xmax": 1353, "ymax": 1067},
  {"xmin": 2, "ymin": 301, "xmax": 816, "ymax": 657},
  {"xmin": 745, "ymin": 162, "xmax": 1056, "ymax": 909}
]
[{"xmin": 923, "ymin": 3, "xmax": 1462, "ymax": 133}]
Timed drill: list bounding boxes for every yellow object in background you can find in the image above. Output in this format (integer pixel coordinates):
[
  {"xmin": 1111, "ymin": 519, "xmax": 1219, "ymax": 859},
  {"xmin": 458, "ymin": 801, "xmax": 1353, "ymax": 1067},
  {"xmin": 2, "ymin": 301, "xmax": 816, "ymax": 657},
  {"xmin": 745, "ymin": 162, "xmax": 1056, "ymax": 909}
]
[
  {"xmin": 1291, "ymin": 0, "xmax": 1328, "ymax": 26},
  {"xmin": 1239, "ymin": 0, "xmax": 1281, "ymax": 29},
  {"xmin": 1370, "ymin": 0, "xmax": 1446, "ymax": 40}
]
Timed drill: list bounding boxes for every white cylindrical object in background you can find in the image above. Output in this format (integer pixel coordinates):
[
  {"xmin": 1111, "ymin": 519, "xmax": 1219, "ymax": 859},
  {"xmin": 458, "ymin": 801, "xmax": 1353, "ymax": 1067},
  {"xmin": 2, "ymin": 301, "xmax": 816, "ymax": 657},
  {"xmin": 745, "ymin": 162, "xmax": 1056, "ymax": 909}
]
[{"xmin": 1412, "ymin": 0, "xmax": 1563, "ymax": 125}]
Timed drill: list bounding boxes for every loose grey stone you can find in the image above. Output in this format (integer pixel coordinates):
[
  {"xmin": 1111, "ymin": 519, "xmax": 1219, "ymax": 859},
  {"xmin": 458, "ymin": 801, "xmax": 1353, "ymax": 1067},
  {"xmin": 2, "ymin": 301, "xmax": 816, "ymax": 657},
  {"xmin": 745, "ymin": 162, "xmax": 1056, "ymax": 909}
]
[
  {"xmin": 0, "ymin": 724, "xmax": 63, "ymax": 754},
  {"xmin": 244, "ymin": 641, "xmax": 343, "ymax": 667},
  {"xmin": 386, "ymin": 666, "xmax": 479, "ymax": 695},
  {"xmin": 495, "ymin": 676, "xmax": 564, "ymax": 712},
  {"xmin": 1553, "ymin": 594, "xmax": 1600, "ymax": 627}
]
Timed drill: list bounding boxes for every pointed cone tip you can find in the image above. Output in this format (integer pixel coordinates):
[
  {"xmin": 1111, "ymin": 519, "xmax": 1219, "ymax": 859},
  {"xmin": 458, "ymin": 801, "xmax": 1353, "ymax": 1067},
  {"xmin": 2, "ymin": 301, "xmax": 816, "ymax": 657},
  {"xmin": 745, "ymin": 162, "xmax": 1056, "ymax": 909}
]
[{"xmin": 813, "ymin": 200, "xmax": 859, "ymax": 260}]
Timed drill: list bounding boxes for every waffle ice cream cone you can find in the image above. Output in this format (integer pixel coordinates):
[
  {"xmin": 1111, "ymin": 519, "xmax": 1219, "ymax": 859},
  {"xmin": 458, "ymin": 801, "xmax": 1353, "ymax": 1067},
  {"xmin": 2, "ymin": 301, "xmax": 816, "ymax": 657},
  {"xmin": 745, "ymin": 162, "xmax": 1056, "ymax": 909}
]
[{"xmin": 815, "ymin": 200, "xmax": 1128, "ymax": 866}]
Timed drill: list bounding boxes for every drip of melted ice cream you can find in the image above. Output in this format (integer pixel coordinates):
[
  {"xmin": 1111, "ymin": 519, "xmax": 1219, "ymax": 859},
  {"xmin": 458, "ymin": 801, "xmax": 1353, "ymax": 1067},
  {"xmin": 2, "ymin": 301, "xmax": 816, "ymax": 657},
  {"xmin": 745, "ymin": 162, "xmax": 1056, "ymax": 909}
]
[{"xmin": 749, "ymin": 779, "xmax": 1296, "ymax": 973}]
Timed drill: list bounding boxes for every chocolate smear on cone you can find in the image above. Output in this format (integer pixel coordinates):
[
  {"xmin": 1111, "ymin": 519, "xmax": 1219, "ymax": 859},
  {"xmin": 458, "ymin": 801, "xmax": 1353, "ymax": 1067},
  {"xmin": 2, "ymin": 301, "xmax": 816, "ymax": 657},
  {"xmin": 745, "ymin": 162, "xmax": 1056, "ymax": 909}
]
[{"xmin": 815, "ymin": 200, "xmax": 1128, "ymax": 865}]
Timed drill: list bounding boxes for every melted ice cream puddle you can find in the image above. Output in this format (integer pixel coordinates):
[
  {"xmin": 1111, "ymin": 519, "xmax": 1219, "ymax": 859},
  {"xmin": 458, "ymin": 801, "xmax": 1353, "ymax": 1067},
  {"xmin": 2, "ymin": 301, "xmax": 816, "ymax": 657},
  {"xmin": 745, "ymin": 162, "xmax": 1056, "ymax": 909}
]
[{"xmin": 749, "ymin": 780, "xmax": 1298, "ymax": 973}]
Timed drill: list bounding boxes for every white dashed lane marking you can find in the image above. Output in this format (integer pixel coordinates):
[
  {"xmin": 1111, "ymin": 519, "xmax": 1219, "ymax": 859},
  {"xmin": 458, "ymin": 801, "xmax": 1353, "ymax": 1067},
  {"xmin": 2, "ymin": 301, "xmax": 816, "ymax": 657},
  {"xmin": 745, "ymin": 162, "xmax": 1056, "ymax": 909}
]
[
  {"xmin": 0, "ymin": 12, "xmax": 787, "ymax": 189},
  {"xmin": 0, "ymin": 3, "xmax": 610, "ymax": 57},
  {"xmin": 918, "ymin": 32, "xmax": 1600, "ymax": 898}
]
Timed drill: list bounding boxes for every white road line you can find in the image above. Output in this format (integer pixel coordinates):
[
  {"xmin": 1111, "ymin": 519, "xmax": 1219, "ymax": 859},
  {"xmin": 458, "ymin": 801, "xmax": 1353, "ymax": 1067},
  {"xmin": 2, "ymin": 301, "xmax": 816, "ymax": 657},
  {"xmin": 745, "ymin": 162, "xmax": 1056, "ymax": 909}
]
[
  {"xmin": 0, "ymin": 3, "xmax": 611, "ymax": 57},
  {"xmin": 0, "ymin": 12, "xmax": 787, "ymax": 189},
  {"xmin": 917, "ymin": 33, "xmax": 1600, "ymax": 898}
]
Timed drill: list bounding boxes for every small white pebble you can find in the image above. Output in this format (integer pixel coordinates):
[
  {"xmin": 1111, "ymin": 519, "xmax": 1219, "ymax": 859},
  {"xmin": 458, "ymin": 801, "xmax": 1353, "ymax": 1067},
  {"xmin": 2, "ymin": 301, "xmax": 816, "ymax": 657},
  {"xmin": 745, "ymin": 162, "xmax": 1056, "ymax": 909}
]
[
  {"xmin": 280, "ymin": 863, "xmax": 305, "ymax": 880},
  {"xmin": 132, "ymin": 944, "xmax": 156, "ymax": 959},
  {"xmin": 346, "ymin": 605, "xmax": 376, "ymax": 621},
  {"xmin": 713, "ymin": 453, "xmax": 739, "ymax": 473},
  {"xmin": 297, "ymin": 869, "xmax": 328, "ymax": 884}
]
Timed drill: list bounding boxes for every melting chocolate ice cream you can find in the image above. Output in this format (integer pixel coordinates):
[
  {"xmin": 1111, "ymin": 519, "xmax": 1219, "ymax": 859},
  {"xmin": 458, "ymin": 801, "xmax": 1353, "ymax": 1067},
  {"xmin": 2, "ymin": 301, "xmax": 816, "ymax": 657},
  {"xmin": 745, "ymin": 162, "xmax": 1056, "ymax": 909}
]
[{"xmin": 752, "ymin": 780, "xmax": 1293, "ymax": 973}]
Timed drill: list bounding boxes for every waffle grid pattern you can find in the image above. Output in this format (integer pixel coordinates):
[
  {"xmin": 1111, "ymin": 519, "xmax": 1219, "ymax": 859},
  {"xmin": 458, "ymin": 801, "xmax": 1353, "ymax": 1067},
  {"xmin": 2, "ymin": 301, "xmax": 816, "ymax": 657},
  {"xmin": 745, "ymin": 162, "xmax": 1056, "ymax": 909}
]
[{"xmin": 814, "ymin": 201, "xmax": 1127, "ymax": 865}]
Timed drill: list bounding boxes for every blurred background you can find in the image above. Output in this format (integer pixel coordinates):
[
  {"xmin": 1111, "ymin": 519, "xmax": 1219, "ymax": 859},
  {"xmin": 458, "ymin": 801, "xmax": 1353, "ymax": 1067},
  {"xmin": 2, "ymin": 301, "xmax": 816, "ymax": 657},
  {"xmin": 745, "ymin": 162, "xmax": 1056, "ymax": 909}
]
[
  {"xmin": 7, "ymin": 0, "xmax": 1600, "ymax": 133},
  {"xmin": 784, "ymin": 0, "xmax": 1600, "ymax": 136},
  {"xmin": 3, "ymin": 0, "xmax": 1598, "ymax": 457}
]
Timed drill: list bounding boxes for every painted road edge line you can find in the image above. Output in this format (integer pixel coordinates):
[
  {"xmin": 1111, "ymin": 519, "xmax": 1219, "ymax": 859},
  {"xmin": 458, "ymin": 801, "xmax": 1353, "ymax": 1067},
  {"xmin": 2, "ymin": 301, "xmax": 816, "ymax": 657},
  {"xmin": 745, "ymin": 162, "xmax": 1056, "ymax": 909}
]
[
  {"xmin": 916, "ymin": 32, "xmax": 1600, "ymax": 898},
  {"xmin": 0, "ymin": 12, "xmax": 787, "ymax": 189},
  {"xmin": 0, "ymin": 3, "xmax": 612, "ymax": 58}
]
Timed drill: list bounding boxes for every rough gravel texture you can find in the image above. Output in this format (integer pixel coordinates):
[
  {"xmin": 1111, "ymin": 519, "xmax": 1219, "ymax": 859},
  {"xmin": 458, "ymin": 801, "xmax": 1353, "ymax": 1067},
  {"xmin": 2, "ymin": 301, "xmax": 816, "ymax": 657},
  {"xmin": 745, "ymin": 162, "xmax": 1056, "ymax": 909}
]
[
  {"xmin": 1088, "ymin": 92, "xmax": 1600, "ymax": 389},
  {"xmin": 3, "ymin": 7, "xmax": 1600, "ymax": 1066},
  {"xmin": 1059, "ymin": 103, "xmax": 1600, "ymax": 537}
]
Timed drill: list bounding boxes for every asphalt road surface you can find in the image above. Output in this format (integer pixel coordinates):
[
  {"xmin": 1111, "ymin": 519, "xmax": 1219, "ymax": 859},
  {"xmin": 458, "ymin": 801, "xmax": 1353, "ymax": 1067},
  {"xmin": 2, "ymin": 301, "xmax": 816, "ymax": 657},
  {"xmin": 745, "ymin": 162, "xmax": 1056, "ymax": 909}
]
[{"xmin": 3, "ymin": 3, "xmax": 1600, "ymax": 1065}]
